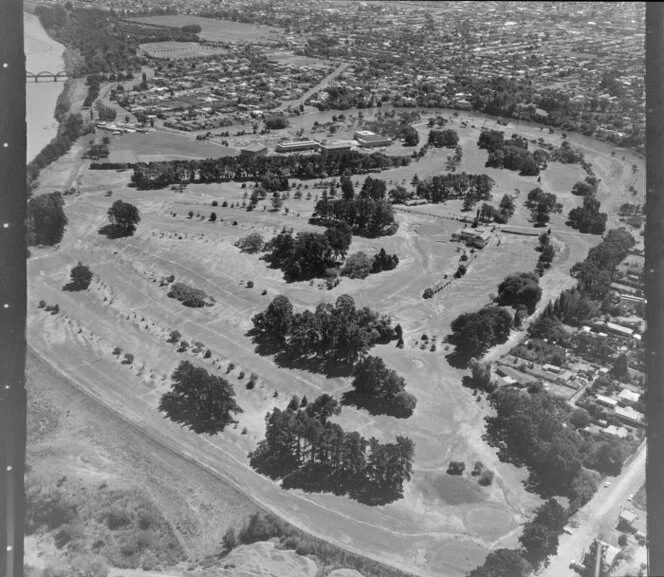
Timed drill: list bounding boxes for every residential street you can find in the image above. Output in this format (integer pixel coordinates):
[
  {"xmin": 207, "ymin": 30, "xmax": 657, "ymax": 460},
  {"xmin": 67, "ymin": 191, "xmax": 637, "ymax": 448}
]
[{"xmin": 540, "ymin": 441, "xmax": 646, "ymax": 577}]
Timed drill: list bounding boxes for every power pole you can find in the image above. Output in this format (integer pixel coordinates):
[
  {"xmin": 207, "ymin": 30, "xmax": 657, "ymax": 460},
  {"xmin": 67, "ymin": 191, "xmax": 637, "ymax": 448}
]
[{"xmin": 0, "ymin": 1, "xmax": 27, "ymax": 577}]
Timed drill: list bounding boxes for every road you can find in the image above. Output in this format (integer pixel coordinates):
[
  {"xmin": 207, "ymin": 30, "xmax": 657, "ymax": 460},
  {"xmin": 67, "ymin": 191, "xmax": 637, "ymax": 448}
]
[
  {"xmin": 540, "ymin": 441, "xmax": 646, "ymax": 577},
  {"xmin": 274, "ymin": 61, "xmax": 351, "ymax": 112}
]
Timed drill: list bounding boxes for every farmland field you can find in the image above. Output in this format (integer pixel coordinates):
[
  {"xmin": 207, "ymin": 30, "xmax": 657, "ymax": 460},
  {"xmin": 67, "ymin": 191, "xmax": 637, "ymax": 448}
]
[
  {"xmin": 27, "ymin": 113, "xmax": 644, "ymax": 577},
  {"xmin": 126, "ymin": 15, "xmax": 284, "ymax": 43}
]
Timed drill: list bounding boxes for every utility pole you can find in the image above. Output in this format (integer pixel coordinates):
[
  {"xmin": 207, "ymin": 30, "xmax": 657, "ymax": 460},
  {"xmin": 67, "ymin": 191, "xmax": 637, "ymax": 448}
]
[{"xmin": 0, "ymin": 2, "xmax": 27, "ymax": 577}]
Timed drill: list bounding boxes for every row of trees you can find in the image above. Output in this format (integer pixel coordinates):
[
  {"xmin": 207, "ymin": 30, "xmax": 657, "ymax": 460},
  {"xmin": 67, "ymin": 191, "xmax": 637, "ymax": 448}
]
[
  {"xmin": 130, "ymin": 151, "xmax": 411, "ymax": 189},
  {"xmin": 310, "ymin": 196, "xmax": 398, "ymax": 237},
  {"xmin": 251, "ymin": 294, "xmax": 396, "ymax": 365},
  {"xmin": 249, "ymin": 394, "xmax": 414, "ymax": 505},
  {"xmin": 478, "ymin": 194, "xmax": 515, "ymax": 224},
  {"xmin": 415, "ymin": 172, "xmax": 495, "ymax": 205},
  {"xmin": 27, "ymin": 113, "xmax": 90, "ymax": 191}
]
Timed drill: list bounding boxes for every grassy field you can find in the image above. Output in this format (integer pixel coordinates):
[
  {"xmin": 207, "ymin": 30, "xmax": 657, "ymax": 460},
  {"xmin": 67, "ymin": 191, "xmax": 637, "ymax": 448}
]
[
  {"xmin": 26, "ymin": 113, "xmax": 644, "ymax": 577},
  {"xmin": 126, "ymin": 15, "xmax": 283, "ymax": 44},
  {"xmin": 266, "ymin": 51, "xmax": 330, "ymax": 68},
  {"xmin": 107, "ymin": 132, "xmax": 237, "ymax": 164},
  {"xmin": 139, "ymin": 41, "xmax": 229, "ymax": 59}
]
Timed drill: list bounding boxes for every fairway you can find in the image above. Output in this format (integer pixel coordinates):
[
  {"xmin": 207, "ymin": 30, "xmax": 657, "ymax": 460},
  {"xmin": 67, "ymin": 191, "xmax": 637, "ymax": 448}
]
[
  {"xmin": 127, "ymin": 15, "xmax": 284, "ymax": 43},
  {"xmin": 27, "ymin": 114, "xmax": 644, "ymax": 577}
]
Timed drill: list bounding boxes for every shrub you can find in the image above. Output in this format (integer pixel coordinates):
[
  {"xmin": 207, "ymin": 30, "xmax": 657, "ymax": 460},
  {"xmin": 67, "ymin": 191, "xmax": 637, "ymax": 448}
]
[
  {"xmin": 104, "ymin": 505, "xmax": 133, "ymax": 530},
  {"xmin": 246, "ymin": 380, "xmax": 255, "ymax": 390},
  {"xmin": 168, "ymin": 330, "xmax": 181, "ymax": 343},
  {"xmin": 38, "ymin": 300, "xmax": 46, "ymax": 308},
  {"xmin": 123, "ymin": 353, "xmax": 134, "ymax": 365},
  {"xmin": 423, "ymin": 288, "xmax": 434, "ymax": 299},
  {"xmin": 204, "ymin": 349, "xmax": 212, "ymax": 359},
  {"xmin": 478, "ymin": 469, "xmax": 495, "ymax": 486},
  {"xmin": 246, "ymin": 281, "xmax": 254, "ymax": 288},
  {"xmin": 238, "ymin": 371, "xmax": 245, "ymax": 379},
  {"xmin": 212, "ymin": 200, "xmax": 218, "ymax": 206},
  {"xmin": 447, "ymin": 461, "xmax": 465, "ymax": 475},
  {"xmin": 112, "ymin": 347, "xmax": 122, "ymax": 356},
  {"xmin": 167, "ymin": 282, "xmax": 208, "ymax": 308}
]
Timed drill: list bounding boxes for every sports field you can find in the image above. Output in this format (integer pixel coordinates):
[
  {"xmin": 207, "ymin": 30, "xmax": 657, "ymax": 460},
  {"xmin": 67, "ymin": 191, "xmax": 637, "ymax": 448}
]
[
  {"xmin": 127, "ymin": 15, "xmax": 284, "ymax": 44},
  {"xmin": 139, "ymin": 41, "xmax": 229, "ymax": 59},
  {"xmin": 107, "ymin": 131, "xmax": 237, "ymax": 164}
]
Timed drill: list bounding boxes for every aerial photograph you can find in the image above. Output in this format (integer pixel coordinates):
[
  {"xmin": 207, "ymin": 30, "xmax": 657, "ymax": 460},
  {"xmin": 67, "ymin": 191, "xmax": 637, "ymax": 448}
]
[{"xmin": 21, "ymin": 1, "xmax": 647, "ymax": 577}]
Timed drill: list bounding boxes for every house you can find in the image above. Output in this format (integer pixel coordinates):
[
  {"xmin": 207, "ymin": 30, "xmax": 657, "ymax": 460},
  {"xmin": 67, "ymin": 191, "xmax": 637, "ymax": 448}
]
[
  {"xmin": 596, "ymin": 394, "xmax": 618, "ymax": 409},
  {"xmin": 615, "ymin": 406, "xmax": 645, "ymax": 427},
  {"xmin": 319, "ymin": 141, "xmax": 352, "ymax": 153},
  {"xmin": 543, "ymin": 363, "xmax": 561, "ymax": 375},
  {"xmin": 275, "ymin": 140, "xmax": 320, "ymax": 153},
  {"xmin": 239, "ymin": 144, "xmax": 268, "ymax": 158},
  {"xmin": 618, "ymin": 510, "xmax": 638, "ymax": 532},
  {"xmin": 604, "ymin": 425, "xmax": 628, "ymax": 438},
  {"xmin": 618, "ymin": 388, "xmax": 641, "ymax": 404},
  {"xmin": 353, "ymin": 130, "xmax": 392, "ymax": 147},
  {"xmin": 457, "ymin": 229, "xmax": 491, "ymax": 249},
  {"xmin": 605, "ymin": 321, "xmax": 634, "ymax": 337}
]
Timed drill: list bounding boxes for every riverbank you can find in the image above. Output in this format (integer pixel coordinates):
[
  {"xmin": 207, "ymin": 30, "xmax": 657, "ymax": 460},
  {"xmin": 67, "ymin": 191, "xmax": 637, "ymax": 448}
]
[{"xmin": 25, "ymin": 11, "xmax": 67, "ymax": 162}]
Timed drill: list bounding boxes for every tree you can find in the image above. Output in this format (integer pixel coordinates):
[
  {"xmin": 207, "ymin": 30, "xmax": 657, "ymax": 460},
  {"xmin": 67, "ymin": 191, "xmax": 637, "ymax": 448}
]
[
  {"xmin": 340, "ymin": 174, "xmax": 355, "ymax": 200},
  {"xmin": 468, "ymin": 549, "xmax": 532, "ymax": 577},
  {"xmin": 402, "ymin": 125, "xmax": 419, "ymax": 146},
  {"xmin": 107, "ymin": 200, "xmax": 140, "ymax": 235},
  {"xmin": 341, "ymin": 251, "xmax": 372, "ymax": 279},
  {"xmin": 159, "ymin": 361, "xmax": 242, "ymax": 434},
  {"xmin": 27, "ymin": 192, "xmax": 68, "ymax": 246},
  {"xmin": 611, "ymin": 353, "xmax": 628, "ymax": 378},
  {"xmin": 467, "ymin": 358, "xmax": 495, "ymax": 392},
  {"xmin": 496, "ymin": 272, "xmax": 542, "ymax": 314},
  {"xmin": 348, "ymin": 355, "xmax": 415, "ymax": 418},
  {"xmin": 571, "ymin": 181, "xmax": 595, "ymax": 196},
  {"xmin": 325, "ymin": 222, "xmax": 352, "ymax": 259},
  {"xmin": 235, "ymin": 232, "xmax": 264, "ymax": 254},
  {"xmin": 65, "ymin": 262, "xmax": 93, "ymax": 291},
  {"xmin": 450, "ymin": 307, "xmax": 513, "ymax": 363},
  {"xmin": 251, "ymin": 295, "xmax": 293, "ymax": 342},
  {"xmin": 593, "ymin": 442, "xmax": 625, "ymax": 476},
  {"xmin": 569, "ymin": 408, "xmax": 591, "ymax": 429}
]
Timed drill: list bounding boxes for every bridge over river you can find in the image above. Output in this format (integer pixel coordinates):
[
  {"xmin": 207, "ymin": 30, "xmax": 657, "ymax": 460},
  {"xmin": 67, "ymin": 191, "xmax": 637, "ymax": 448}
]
[{"xmin": 26, "ymin": 70, "xmax": 76, "ymax": 82}]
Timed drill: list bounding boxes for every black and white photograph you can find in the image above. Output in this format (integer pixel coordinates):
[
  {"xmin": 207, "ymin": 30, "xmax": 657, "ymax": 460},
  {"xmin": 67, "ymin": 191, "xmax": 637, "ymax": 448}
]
[{"xmin": 0, "ymin": 2, "xmax": 658, "ymax": 577}]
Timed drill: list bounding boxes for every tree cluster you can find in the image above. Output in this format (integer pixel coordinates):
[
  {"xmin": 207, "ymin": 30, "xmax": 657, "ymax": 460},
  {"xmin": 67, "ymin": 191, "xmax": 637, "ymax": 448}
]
[
  {"xmin": 341, "ymin": 248, "xmax": 399, "ymax": 279},
  {"xmin": 249, "ymin": 394, "xmax": 414, "ymax": 505},
  {"xmin": 159, "ymin": 361, "xmax": 242, "ymax": 435},
  {"xmin": 27, "ymin": 192, "xmax": 68, "ymax": 246},
  {"xmin": 519, "ymin": 499, "xmax": 568, "ymax": 569},
  {"xmin": 344, "ymin": 355, "xmax": 417, "ymax": 418},
  {"xmin": 486, "ymin": 144, "xmax": 540, "ymax": 176},
  {"xmin": 167, "ymin": 282, "xmax": 210, "ymax": 308},
  {"xmin": 428, "ymin": 129, "xmax": 459, "ymax": 148},
  {"xmin": 485, "ymin": 386, "xmax": 602, "ymax": 508},
  {"xmin": 478, "ymin": 195, "xmax": 514, "ymax": 224},
  {"xmin": 550, "ymin": 141, "xmax": 585, "ymax": 164},
  {"xmin": 495, "ymin": 272, "xmax": 542, "ymax": 314},
  {"xmin": 415, "ymin": 173, "xmax": 495, "ymax": 205},
  {"xmin": 535, "ymin": 232, "xmax": 555, "ymax": 275},
  {"xmin": 251, "ymin": 294, "xmax": 396, "ymax": 365},
  {"xmin": 131, "ymin": 150, "xmax": 410, "ymax": 190},
  {"xmin": 263, "ymin": 224, "xmax": 352, "ymax": 281},
  {"xmin": 264, "ymin": 115, "xmax": 289, "ymax": 130},
  {"xmin": 525, "ymin": 187, "xmax": 562, "ymax": 226},
  {"xmin": 260, "ymin": 172, "xmax": 290, "ymax": 192},
  {"xmin": 311, "ymin": 196, "xmax": 398, "ymax": 237},
  {"xmin": 449, "ymin": 306, "xmax": 513, "ymax": 364},
  {"xmin": 567, "ymin": 196, "xmax": 607, "ymax": 235}
]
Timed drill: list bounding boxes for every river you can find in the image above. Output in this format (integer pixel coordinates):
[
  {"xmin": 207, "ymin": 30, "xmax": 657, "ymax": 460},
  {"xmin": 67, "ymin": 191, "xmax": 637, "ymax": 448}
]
[{"xmin": 24, "ymin": 11, "xmax": 66, "ymax": 162}]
